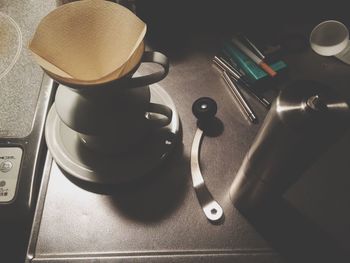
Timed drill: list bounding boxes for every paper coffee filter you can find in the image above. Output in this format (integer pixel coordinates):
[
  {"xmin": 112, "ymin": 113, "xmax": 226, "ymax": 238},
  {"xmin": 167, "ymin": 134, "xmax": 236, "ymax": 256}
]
[
  {"xmin": 29, "ymin": 0, "xmax": 146, "ymax": 82},
  {"xmin": 31, "ymin": 53, "xmax": 73, "ymax": 78},
  {"xmin": 94, "ymin": 40, "xmax": 144, "ymax": 84},
  {"xmin": 48, "ymin": 40, "xmax": 145, "ymax": 85}
]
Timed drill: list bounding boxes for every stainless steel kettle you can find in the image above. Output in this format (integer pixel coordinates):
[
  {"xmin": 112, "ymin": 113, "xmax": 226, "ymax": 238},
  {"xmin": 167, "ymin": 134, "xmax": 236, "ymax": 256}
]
[{"xmin": 229, "ymin": 80, "xmax": 350, "ymax": 211}]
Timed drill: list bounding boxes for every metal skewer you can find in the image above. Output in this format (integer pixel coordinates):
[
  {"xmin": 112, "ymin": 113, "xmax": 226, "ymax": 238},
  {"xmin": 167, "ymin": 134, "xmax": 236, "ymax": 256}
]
[
  {"xmin": 240, "ymin": 34, "xmax": 266, "ymax": 60},
  {"xmin": 229, "ymin": 75, "xmax": 270, "ymax": 109},
  {"xmin": 222, "ymin": 71, "xmax": 257, "ymax": 123},
  {"xmin": 213, "ymin": 56, "xmax": 270, "ymax": 109},
  {"xmin": 213, "ymin": 56, "xmax": 249, "ymax": 86}
]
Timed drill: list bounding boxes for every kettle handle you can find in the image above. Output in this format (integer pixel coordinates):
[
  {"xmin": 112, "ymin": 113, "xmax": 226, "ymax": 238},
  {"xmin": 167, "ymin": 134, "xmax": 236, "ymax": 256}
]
[{"xmin": 129, "ymin": 51, "xmax": 169, "ymax": 88}]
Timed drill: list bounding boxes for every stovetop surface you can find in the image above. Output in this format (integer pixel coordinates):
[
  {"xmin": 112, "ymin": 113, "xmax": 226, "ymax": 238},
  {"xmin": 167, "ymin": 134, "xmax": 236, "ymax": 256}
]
[{"xmin": 0, "ymin": 1, "xmax": 55, "ymax": 138}]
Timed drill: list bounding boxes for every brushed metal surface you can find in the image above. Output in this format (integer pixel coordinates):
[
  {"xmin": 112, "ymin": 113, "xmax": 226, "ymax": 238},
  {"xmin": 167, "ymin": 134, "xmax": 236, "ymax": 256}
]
[
  {"xmin": 230, "ymin": 80, "xmax": 350, "ymax": 211},
  {"xmin": 28, "ymin": 23, "xmax": 350, "ymax": 262},
  {"xmin": 28, "ymin": 36, "xmax": 275, "ymax": 262}
]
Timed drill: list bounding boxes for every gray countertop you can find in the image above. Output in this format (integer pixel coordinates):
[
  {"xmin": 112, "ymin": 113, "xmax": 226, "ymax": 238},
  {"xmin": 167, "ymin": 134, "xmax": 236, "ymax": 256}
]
[{"xmin": 27, "ymin": 20, "xmax": 350, "ymax": 263}]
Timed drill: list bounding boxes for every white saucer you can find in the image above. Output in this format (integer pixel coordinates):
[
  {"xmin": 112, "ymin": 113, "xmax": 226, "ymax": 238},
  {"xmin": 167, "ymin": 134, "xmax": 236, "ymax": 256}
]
[{"xmin": 45, "ymin": 84, "xmax": 180, "ymax": 186}]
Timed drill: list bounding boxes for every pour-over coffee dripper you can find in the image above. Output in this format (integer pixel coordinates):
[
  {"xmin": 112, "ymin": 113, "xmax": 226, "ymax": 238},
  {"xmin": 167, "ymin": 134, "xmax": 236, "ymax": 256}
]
[{"xmin": 28, "ymin": 0, "xmax": 181, "ymax": 187}]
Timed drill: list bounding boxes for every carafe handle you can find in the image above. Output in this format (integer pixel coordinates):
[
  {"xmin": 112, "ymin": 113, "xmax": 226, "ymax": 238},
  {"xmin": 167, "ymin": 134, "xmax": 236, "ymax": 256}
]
[{"xmin": 129, "ymin": 51, "xmax": 169, "ymax": 88}]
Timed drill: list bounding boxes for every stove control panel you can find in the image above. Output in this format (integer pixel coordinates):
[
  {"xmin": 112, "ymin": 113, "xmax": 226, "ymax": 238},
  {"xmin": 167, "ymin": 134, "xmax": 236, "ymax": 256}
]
[{"xmin": 0, "ymin": 147, "xmax": 23, "ymax": 203}]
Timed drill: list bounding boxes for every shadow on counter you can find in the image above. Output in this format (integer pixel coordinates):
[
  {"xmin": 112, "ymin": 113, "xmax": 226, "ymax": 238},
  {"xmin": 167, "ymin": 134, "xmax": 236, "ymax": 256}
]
[
  {"xmin": 62, "ymin": 135, "xmax": 189, "ymax": 223},
  {"xmin": 107, "ymin": 141, "xmax": 188, "ymax": 223},
  {"xmin": 238, "ymin": 198, "xmax": 350, "ymax": 263}
]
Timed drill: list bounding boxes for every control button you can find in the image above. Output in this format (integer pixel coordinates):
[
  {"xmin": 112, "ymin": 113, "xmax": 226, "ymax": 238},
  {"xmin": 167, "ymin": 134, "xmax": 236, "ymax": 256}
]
[
  {"xmin": 0, "ymin": 148, "xmax": 22, "ymax": 203},
  {"xmin": 0, "ymin": 161, "xmax": 13, "ymax": 173}
]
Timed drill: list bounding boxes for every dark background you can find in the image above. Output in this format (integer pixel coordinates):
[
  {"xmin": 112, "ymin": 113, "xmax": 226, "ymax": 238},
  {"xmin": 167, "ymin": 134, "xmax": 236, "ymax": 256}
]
[{"xmin": 136, "ymin": 1, "xmax": 350, "ymax": 44}]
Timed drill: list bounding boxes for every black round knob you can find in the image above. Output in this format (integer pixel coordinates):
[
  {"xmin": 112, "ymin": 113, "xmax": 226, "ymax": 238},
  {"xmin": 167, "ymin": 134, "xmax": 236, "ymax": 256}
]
[{"xmin": 192, "ymin": 97, "xmax": 217, "ymax": 121}]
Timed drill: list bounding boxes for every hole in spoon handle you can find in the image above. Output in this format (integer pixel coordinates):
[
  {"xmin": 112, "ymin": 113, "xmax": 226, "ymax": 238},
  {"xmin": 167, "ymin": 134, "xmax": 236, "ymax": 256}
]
[{"xmin": 203, "ymin": 201, "xmax": 224, "ymax": 222}]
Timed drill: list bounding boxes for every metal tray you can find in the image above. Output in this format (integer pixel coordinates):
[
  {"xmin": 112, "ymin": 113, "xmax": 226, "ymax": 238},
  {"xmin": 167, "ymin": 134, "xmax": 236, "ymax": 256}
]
[{"xmin": 26, "ymin": 21, "xmax": 350, "ymax": 263}]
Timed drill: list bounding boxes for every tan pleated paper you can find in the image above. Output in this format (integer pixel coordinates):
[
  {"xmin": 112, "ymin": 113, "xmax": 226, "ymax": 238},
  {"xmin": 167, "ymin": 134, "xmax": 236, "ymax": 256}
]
[{"xmin": 29, "ymin": 0, "xmax": 146, "ymax": 84}]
